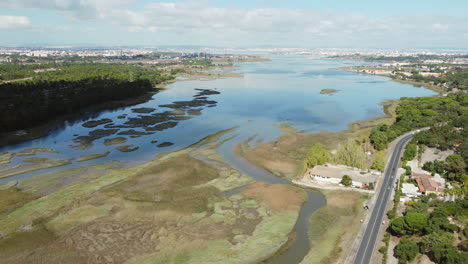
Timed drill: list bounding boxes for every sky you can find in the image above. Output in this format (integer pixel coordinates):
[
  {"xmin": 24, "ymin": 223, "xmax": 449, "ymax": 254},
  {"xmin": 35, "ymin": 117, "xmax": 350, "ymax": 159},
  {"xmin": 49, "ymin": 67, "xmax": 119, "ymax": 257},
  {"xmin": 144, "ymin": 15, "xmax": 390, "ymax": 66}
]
[{"xmin": 0, "ymin": 0, "xmax": 467, "ymax": 48}]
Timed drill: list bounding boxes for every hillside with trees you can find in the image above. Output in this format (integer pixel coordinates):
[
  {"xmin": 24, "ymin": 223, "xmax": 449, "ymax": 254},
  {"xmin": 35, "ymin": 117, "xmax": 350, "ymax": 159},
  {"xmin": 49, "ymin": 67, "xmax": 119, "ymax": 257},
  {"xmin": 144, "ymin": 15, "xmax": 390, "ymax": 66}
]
[
  {"xmin": 0, "ymin": 63, "xmax": 175, "ymax": 133},
  {"xmin": 370, "ymin": 92, "xmax": 467, "ymax": 263},
  {"xmin": 369, "ymin": 94, "xmax": 467, "ymax": 186}
]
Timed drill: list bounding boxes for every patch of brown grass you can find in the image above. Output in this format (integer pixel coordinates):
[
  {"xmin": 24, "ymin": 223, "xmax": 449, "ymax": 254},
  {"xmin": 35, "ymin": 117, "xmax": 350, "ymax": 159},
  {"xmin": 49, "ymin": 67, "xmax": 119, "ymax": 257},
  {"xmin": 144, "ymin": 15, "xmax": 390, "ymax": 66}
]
[
  {"xmin": 303, "ymin": 190, "xmax": 367, "ymax": 264},
  {"xmin": 0, "ymin": 187, "xmax": 38, "ymax": 216},
  {"xmin": 242, "ymin": 182, "xmax": 306, "ymax": 212},
  {"xmin": 239, "ymin": 100, "xmax": 400, "ymax": 180},
  {"xmin": 105, "ymin": 154, "xmax": 222, "ymax": 213}
]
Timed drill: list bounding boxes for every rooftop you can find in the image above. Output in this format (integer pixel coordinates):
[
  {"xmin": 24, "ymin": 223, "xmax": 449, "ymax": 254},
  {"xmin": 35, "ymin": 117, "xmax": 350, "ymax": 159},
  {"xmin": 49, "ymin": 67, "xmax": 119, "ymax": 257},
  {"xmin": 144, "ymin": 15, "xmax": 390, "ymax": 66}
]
[
  {"xmin": 309, "ymin": 164, "xmax": 379, "ymax": 183},
  {"xmin": 412, "ymin": 172, "xmax": 442, "ymax": 193}
]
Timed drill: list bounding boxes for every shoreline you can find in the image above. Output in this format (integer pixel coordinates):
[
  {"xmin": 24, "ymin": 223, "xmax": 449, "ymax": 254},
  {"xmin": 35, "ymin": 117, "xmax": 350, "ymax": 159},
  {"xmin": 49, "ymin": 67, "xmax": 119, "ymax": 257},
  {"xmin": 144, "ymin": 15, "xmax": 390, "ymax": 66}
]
[
  {"xmin": 0, "ymin": 127, "xmax": 307, "ymax": 264},
  {"xmin": 233, "ymin": 68, "xmax": 442, "ymax": 263},
  {"xmin": 337, "ymin": 66, "xmax": 445, "ymax": 94},
  {"xmin": 0, "ymin": 56, "xmax": 440, "ymax": 263},
  {"xmin": 0, "ymin": 62, "xmax": 245, "ymax": 148}
]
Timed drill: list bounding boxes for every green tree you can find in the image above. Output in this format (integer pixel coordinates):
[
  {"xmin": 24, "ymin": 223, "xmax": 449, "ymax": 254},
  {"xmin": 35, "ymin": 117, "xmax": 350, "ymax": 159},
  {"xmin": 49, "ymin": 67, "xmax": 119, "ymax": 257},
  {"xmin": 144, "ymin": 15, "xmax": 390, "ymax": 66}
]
[
  {"xmin": 405, "ymin": 212, "xmax": 427, "ymax": 234},
  {"xmin": 445, "ymin": 154, "xmax": 466, "ymax": 179},
  {"xmin": 334, "ymin": 140, "xmax": 366, "ymax": 168},
  {"xmin": 421, "ymin": 232, "xmax": 455, "ymax": 253},
  {"xmin": 340, "ymin": 175, "xmax": 352, "ymax": 187},
  {"xmin": 394, "ymin": 238, "xmax": 419, "ymax": 264},
  {"xmin": 431, "ymin": 243, "xmax": 468, "ymax": 264},
  {"xmin": 371, "ymin": 151, "xmax": 386, "ymax": 171},
  {"xmin": 306, "ymin": 143, "xmax": 331, "ymax": 168},
  {"xmin": 390, "ymin": 212, "xmax": 427, "ymax": 236},
  {"xmin": 390, "ymin": 217, "xmax": 408, "ymax": 236},
  {"xmin": 402, "ymin": 143, "xmax": 417, "ymax": 162},
  {"xmin": 370, "ymin": 128, "xmax": 389, "ymax": 150}
]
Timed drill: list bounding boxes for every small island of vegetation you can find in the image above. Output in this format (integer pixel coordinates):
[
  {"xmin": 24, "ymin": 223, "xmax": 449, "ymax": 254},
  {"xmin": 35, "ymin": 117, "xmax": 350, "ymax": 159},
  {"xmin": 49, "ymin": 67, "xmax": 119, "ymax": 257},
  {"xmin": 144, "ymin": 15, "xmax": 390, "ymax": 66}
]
[{"xmin": 320, "ymin": 88, "xmax": 339, "ymax": 95}]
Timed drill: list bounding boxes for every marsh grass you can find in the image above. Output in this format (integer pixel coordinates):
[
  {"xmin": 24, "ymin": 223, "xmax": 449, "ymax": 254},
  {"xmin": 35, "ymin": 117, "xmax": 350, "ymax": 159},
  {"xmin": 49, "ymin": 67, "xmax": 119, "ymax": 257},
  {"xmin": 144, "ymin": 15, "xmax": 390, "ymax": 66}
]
[
  {"xmin": 0, "ymin": 187, "xmax": 38, "ymax": 216},
  {"xmin": 239, "ymin": 100, "xmax": 400, "ymax": 180},
  {"xmin": 77, "ymin": 151, "xmax": 110, "ymax": 162},
  {"xmin": 0, "ymin": 158, "xmax": 72, "ymax": 179},
  {"xmin": 106, "ymin": 154, "xmax": 222, "ymax": 213},
  {"xmin": 116, "ymin": 144, "xmax": 139, "ymax": 152},
  {"xmin": 302, "ymin": 190, "xmax": 367, "ymax": 264},
  {"xmin": 103, "ymin": 137, "xmax": 127, "ymax": 146}
]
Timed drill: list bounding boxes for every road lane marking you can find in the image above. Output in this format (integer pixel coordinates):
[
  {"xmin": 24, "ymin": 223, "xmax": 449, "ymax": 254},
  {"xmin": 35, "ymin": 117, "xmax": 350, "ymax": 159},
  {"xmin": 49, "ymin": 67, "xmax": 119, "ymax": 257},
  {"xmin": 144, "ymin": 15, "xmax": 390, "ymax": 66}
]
[{"xmin": 355, "ymin": 135, "xmax": 411, "ymax": 264}]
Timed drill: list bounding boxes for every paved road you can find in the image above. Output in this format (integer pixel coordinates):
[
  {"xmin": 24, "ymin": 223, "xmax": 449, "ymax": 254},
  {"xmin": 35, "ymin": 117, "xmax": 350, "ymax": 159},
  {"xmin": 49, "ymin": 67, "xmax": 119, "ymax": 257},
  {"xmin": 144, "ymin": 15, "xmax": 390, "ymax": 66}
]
[{"xmin": 353, "ymin": 133, "xmax": 414, "ymax": 264}]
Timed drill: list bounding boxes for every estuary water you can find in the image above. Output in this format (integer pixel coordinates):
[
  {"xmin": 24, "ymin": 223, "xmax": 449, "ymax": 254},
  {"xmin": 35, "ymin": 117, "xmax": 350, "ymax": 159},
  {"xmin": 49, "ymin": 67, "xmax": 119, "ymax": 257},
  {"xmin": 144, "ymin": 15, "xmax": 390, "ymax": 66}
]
[
  {"xmin": 0, "ymin": 55, "xmax": 435, "ymax": 184},
  {"xmin": 0, "ymin": 55, "xmax": 436, "ymax": 263}
]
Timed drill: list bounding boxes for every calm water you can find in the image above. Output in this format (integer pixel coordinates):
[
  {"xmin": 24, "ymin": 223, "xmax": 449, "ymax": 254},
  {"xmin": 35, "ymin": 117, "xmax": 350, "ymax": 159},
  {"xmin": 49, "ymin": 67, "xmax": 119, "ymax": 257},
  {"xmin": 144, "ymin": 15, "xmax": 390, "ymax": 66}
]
[
  {"xmin": 0, "ymin": 55, "xmax": 436, "ymax": 263},
  {"xmin": 0, "ymin": 55, "xmax": 435, "ymax": 182}
]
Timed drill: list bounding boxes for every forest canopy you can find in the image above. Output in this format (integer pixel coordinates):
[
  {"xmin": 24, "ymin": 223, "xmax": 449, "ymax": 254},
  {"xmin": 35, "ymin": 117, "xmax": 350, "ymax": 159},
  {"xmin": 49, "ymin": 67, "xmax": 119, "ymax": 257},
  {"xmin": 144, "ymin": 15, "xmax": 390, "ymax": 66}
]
[{"xmin": 0, "ymin": 63, "xmax": 175, "ymax": 133}]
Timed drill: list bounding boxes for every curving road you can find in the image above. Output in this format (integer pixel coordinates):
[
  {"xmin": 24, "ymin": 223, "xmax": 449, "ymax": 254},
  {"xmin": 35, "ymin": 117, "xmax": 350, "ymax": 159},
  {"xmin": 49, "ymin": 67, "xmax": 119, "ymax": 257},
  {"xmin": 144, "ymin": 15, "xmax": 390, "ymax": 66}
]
[{"xmin": 353, "ymin": 133, "xmax": 414, "ymax": 264}]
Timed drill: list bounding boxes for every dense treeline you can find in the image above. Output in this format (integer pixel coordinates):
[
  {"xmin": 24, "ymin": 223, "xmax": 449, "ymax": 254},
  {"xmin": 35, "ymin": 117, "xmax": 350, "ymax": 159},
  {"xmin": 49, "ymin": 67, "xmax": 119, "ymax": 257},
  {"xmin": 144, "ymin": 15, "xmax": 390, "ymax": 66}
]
[
  {"xmin": 0, "ymin": 63, "xmax": 57, "ymax": 81},
  {"xmin": 370, "ymin": 94, "xmax": 467, "ymax": 151},
  {"xmin": 0, "ymin": 63, "xmax": 175, "ymax": 133},
  {"xmin": 390, "ymin": 195, "xmax": 468, "ymax": 264},
  {"xmin": 407, "ymin": 70, "xmax": 468, "ymax": 91},
  {"xmin": 370, "ymin": 94, "xmax": 468, "ymax": 184}
]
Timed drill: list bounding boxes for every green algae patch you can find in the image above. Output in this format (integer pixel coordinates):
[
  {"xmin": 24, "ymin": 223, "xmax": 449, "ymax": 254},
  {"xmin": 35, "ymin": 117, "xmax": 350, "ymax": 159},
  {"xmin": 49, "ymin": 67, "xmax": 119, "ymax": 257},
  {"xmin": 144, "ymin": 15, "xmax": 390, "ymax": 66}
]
[
  {"xmin": 77, "ymin": 151, "xmax": 111, "ymax": 162},
  {"xmin": 157, "ymin": 142, "xmax": 174, "ymax": 148},
  {"xmin": 146, "ymin": 122, "xmax": 178, "ymax": 132},
  {"xmin": 116, "ymin": 144, "xmax": 139, "ymax": 152},
  {"xmin": 0, "ymin": 158, "xmax": 72, "ymax": 179},
  {"xmin": 320, "ymin": 88, "xmax": 339, "ymax": 95},
  {"xmin": 278, "ymin": 122, "xmax": 300, "ymax": 133},
  {"xmin": 0, "ymin": 152, "xmax": 14, "ymax": 167},
  {"xmin": 104, "ymin": 137, "xmax": 127, "ymax": 146},
  {"xmin": 15, "ymin": 147, "xmax": 58, "ymax": 156}
]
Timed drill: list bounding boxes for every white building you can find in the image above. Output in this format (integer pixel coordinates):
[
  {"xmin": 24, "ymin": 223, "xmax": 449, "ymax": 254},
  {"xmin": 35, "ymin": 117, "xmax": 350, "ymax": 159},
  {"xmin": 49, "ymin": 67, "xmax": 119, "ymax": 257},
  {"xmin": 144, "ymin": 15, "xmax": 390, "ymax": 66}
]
[
  {"xmin": 402, "ymin": 183, "xmax": 420, "ymax": 197},
  {"xmin": 308, "ymin": 164, "xmax": 374, "ymax": 189}
]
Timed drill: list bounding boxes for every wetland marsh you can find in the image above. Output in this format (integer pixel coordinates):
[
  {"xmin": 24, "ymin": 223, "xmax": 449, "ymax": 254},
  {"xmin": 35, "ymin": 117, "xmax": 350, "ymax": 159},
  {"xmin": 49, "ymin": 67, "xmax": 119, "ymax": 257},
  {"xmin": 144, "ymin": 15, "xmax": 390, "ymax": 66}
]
[{"xmin": 0, "ymin": 56, "xmax": 436, "ymax": 263}]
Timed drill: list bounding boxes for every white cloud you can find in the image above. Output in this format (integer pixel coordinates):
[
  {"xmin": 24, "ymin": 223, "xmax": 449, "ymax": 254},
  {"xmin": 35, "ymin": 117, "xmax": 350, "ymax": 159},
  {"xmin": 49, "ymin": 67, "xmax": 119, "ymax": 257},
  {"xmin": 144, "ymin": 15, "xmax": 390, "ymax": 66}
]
[
  {"xmin": 0, "ymin": 15, "xmax": 31, "ymax": 29},
  {"xmin": 0, "ymin": 0, "xmax": 137, "ymax": 19},
  {"xmin": 1, "ymin": 0, "xmax": 468, "ymax": 47},
  {"xmin": 100, "ymin": 1, "xmax": 468, "ymax": 47}
]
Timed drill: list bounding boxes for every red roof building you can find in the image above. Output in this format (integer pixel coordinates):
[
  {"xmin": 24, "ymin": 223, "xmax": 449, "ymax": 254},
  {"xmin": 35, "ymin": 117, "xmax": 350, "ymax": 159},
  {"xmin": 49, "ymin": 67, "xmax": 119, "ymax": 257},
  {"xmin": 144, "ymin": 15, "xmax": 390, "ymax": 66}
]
[{"xmin": 412, "ymin": 172, "xmax": 442, "ymax": 194}]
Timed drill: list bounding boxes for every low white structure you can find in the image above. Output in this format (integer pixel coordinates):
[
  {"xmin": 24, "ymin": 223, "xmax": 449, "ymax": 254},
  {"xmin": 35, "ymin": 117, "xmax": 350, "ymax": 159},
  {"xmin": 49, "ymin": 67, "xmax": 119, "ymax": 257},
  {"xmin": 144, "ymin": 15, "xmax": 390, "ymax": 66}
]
[
  {"xmin": 308, "ymin": 164, "xmax": 376, "ymax": 189},
  {"xmin": 402, "ymin": 183, "xmax": 420, "ymax": 197}
]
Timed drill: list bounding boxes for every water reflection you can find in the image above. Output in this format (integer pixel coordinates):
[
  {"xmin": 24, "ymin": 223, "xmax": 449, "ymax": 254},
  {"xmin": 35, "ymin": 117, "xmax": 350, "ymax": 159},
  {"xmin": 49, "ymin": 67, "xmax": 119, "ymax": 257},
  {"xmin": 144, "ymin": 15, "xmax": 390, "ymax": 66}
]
[{"xmin": 0, "ymin": 56, "xmax": 436, "ymax": 183}]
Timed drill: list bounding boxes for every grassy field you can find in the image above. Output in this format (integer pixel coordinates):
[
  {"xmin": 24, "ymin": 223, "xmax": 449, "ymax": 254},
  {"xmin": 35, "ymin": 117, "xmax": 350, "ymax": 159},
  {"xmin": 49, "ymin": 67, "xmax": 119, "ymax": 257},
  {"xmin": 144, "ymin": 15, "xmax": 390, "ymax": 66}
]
[
  {"xmin": 127, "ymin": 183, "xmax": 305, "ymax": 264},
  {"xmin": 0, "ymin": 127, "xmax": 305, "ymax": 264},
  {"xmin": 191, "ymin": 137, "xmax": 253, "ymax": 191},
  {"xmin": 301, "ymin": 190, "xmax": 368, "ymax": 264}
]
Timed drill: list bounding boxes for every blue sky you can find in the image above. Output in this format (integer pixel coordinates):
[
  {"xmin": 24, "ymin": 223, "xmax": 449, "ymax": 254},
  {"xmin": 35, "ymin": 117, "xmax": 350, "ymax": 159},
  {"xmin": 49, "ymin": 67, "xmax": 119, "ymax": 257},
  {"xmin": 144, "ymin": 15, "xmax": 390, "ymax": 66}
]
[{"xmin": 0, "ymin": 0, "xmax": 467, "ymax": 48}]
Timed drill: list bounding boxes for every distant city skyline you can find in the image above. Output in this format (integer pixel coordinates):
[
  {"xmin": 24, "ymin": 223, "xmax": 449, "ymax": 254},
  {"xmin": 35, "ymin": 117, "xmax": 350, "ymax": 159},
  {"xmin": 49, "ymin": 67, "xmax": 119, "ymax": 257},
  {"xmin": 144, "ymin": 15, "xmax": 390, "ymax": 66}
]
[{"xmin": 0, "ymin": 0, "xmax": 467, "ymax": 48}]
